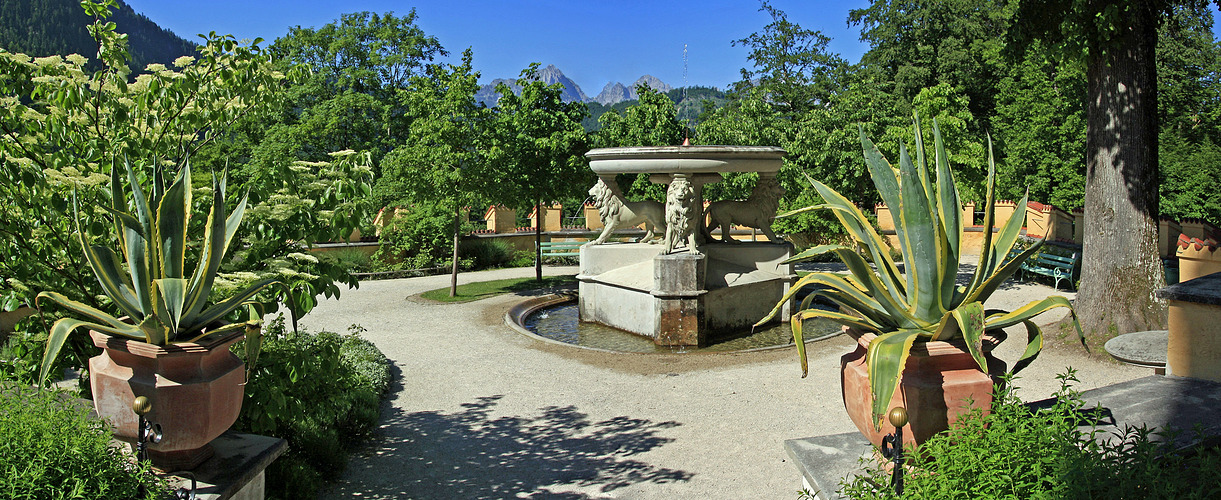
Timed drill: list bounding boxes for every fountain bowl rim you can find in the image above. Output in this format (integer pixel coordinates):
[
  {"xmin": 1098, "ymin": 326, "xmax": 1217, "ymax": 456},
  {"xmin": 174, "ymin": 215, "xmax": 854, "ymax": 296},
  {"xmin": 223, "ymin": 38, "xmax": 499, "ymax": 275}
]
[{"xmin": 505, "ymin": 293, "xmax": 837, "ymax": 355}]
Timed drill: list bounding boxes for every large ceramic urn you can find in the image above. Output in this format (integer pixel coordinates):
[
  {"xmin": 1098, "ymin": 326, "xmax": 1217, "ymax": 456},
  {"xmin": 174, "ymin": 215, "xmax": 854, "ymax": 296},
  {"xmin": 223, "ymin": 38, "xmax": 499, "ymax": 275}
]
[
  {"xmin": 841, "ymin": 328, "xmax": 1001, "ymax": 449},
  {"xmin": 89, "ymin": 328, "xmax": 245, "ymax": 470}
]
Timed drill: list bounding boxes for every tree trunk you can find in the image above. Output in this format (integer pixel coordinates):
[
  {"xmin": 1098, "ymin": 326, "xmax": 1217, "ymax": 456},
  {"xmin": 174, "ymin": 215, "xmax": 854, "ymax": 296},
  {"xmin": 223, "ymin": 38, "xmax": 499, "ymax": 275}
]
[
  {"xmin": 1076, "ymin": 0, "xmax": 1166, "ymax": 342},
  {"xmin": 535, "ymin": 201, "xmax": 543, "ymax": 282},
  {"xmin": 450, "ymin": 205, "xmax": 461, "ymax": 298}
]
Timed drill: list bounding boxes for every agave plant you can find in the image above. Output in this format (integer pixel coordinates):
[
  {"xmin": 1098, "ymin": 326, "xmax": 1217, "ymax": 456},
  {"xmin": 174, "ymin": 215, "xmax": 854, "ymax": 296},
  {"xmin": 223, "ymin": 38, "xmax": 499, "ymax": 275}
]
[
  {"xmin": 37, "ymin": 159, "xmax": 280, "ymax": 384},
  {"xmin": 759, "ymin": 116, "xmax": 1082, "ymax": 428}
]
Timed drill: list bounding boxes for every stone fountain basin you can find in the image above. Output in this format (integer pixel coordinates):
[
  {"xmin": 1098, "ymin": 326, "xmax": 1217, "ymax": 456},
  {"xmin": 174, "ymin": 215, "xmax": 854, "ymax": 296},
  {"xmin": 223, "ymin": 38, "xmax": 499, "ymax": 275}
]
[{"xmin": 586, "ymin": 146, "xmax": 785, "ymax": 175}]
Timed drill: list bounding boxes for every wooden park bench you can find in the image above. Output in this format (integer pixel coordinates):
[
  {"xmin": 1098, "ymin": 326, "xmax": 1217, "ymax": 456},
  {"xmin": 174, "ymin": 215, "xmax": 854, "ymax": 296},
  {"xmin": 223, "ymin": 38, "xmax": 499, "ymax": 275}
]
[
  {"xmin": 537, "ymin": 240, "xmax": 582, "ymax": 259},
  {"xmin": 1008, "ymin": 244, "xmax": 1081, "ymax": 290}
]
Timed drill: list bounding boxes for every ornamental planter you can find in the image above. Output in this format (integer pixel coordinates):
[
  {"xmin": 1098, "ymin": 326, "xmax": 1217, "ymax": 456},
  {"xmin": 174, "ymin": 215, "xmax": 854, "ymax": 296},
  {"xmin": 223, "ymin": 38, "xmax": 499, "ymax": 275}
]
[
  {"xmin": 841, "ymin": 328, "xmax": 1002, "ymax": 449},
  {"xmin": 88, "ymin": 328, "xmax": 246, "ymax": 471}
]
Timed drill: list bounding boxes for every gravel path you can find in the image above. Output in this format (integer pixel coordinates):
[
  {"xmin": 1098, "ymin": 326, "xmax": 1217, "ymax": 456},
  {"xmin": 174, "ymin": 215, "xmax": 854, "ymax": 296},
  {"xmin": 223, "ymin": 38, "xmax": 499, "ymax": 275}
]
[{"xmin": 303, "ymin": 264, "xmax": 1146, "ymax": 499}]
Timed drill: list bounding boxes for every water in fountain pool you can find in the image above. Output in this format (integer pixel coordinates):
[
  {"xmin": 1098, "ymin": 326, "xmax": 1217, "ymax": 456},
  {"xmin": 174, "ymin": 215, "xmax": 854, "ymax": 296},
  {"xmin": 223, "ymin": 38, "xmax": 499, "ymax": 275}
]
[{"xmin": 523, "ymin": 302, "xmax": 842, "ymax": 353}]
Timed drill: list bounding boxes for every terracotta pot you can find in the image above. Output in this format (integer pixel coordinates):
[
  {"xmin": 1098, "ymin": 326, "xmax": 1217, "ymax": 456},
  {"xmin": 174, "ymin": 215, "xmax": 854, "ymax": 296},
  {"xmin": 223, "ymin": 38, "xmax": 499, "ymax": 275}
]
[
  {"xmin": 841, "ymin": 327, "xmax": 1002, "ymax": 449},
  {"xmin": 88, "ymin": 328, "xmax": 245, "ymax": 470}
]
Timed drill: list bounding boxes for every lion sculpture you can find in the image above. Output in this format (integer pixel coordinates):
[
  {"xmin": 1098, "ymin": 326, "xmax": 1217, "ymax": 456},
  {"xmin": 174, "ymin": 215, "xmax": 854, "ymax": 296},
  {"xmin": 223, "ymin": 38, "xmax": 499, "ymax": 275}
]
[
  {"xmin": 663, "ymin": 177, "xmax": 699, "ymax": 254},
  {"xmin": 587, "ymin": 179, "xmax": 666, "ymax": 245},
  {"xmin": 704, "ymin": 177, "xmax": 785, "ymax": 243}
]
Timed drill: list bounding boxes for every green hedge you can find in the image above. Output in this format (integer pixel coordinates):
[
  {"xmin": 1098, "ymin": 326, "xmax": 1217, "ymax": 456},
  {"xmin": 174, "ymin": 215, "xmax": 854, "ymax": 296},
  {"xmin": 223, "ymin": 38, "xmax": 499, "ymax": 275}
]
[
  {"xmin": 838, "ymin": 370, "xmax": 1221, "ymax": 499},
  {"xmin": 0, "ymin": 384, "xmax": 164, "ymax": 499},
  {"xmin": 234, "ymin": 317, "xmax": 390, "ymax": 500}
]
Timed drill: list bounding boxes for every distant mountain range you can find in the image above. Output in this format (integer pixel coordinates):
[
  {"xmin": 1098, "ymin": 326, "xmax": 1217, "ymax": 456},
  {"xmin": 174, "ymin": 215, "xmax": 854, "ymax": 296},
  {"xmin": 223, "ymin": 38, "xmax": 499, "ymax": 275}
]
[
  {"xmin": 475, "ymin": 64, "xmax": 676, "ymax": 107},
  {"xmin": 592, "ymin": 75, "xmax": 673, "ymax": 105}
]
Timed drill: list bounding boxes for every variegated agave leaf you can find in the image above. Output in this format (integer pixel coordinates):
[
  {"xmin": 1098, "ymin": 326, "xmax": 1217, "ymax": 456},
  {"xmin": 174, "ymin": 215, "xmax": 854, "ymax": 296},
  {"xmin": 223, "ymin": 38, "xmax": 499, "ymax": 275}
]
[
  {"xmin": 37, "ymin": 158, "xmax": 283, "ymax": 385},
  {"xmin": 767, "ymin": 114, "xmax": 1083, "ymax": 428}
]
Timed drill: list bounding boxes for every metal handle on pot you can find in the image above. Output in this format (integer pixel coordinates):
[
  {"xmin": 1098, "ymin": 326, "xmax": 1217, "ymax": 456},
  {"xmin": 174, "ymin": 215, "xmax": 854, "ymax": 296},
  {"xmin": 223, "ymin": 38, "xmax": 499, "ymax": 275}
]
[{"xmin": 880, "ymin": 406, "xmax": 908, "ymax": 496}]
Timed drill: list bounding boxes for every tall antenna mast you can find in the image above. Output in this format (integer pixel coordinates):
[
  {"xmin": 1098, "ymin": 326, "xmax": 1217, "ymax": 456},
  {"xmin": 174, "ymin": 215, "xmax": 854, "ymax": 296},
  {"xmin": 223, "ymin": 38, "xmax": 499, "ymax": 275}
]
[{"xmin": 682, "ymin": 44, "xmax": 690, "ymax": 145}]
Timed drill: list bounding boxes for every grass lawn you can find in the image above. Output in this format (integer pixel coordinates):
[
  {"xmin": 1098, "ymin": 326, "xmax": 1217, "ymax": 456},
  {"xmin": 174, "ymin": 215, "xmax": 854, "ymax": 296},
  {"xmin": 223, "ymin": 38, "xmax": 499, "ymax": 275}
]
[{"xmin": 419, "ymin": 275, "xmax": 577, "ymax": 303}]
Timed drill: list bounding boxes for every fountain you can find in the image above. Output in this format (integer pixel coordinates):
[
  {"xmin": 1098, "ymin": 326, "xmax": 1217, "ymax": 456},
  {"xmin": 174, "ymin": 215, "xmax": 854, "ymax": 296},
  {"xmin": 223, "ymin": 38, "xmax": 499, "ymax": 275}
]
[{"xmin": 577, "ymin": 145, "xmax": 796, "ymax": 347}]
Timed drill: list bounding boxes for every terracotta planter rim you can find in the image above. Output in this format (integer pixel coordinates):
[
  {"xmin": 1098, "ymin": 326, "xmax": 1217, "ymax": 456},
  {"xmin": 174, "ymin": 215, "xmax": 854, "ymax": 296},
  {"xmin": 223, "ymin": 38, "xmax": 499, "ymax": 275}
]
[
  {"xmin": 844, "ymin": 326, "xmax": 1000, "ymax": 357},
  {"xmin": 88, "ymin": 327, "xmax": 245, "ymax": 358}
]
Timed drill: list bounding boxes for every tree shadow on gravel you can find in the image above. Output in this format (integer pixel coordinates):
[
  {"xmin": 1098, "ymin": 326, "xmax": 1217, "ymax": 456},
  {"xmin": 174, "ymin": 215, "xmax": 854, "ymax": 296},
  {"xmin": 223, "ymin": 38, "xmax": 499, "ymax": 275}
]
[{"xmin": 331, "ymin": 370, "xmax": 692, "ymax": 499}]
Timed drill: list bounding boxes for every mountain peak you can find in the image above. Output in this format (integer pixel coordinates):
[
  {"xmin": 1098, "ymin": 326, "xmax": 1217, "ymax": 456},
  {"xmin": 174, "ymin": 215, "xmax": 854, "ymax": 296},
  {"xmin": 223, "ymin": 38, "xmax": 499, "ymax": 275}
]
[
  {"xmin": 593, "ymin": 82, "xmax": 630, "ymax": 106},
  {"xmin": 630, "ymin": 75, "xmax": 673, "ymax": 96},
  {"xmin": 475, "ymin": 64, "xmax": 589, "ymax": 105}
]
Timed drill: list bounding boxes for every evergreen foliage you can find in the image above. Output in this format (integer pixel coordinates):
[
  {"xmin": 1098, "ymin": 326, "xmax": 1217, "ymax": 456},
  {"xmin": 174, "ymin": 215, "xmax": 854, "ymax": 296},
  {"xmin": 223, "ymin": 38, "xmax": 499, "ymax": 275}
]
[{"xmin": 0, "ymin": 0, "xmax": 196, "ymax": 71}]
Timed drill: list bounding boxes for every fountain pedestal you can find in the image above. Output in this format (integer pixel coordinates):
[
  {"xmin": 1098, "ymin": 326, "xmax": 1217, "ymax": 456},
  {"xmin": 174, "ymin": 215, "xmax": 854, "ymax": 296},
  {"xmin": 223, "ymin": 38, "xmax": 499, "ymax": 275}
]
[
  {"xmin": 577, "ymin": 242, "xmax": 795, "ymax": 347},
  {"xmin": 579, "ymin": 145, "xmax": 794, "ymax": 347}
]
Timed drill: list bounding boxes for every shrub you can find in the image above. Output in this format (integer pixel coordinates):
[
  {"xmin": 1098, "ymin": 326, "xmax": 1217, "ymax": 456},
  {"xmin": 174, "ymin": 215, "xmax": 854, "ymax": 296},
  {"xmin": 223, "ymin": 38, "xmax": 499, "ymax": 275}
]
[
  {"xmin": 315, "ymin": 248, "xmax": 374, "ymax": 274},
  {"xmin": 508, "ymin": 250, "xmax": 536, "ymax": 268},
  {"xmin": 1, "ymin": 318, "xmax": 96, "ymax": 390},
  {"xmin": 234, "ymin": 317, "xmax": 390, "ymax": 499},
  {"xmin": 839, "ymin": 370, "xmax": 1221, "ymax": 499},
  {"xmin": 0, "ymin": 384, "xmax": 164, "ymax": 499},
  {"xmin": 459, "ymin": 239, "xmax": 516, "ymax": 270},
  {"xmin": 373, "ymin": 205, "xmax": 471, "ymax": 271}
]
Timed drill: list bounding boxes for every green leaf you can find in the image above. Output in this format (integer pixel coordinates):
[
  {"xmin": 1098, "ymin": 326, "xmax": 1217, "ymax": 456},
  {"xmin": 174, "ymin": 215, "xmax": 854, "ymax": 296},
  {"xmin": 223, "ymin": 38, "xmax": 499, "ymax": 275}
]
[
  {"xmin": 782, "ymin": 243, "xmax": 847, "ymax": 264},
  {"xmin": 985, "ymin": 191, "xmax": 1031, "ymax": 280},
  {"xmin": 35, "ymin": 291, "xmax": 130, "ymax": 330},
  {"xmin": 933, "ymin": 302, "xmax": 988, "ymax": 373},
  {"xmin": 895, "ymin": 142, "xmax": 940, "ymax": 320},
  {"xmin": 965, "ymin": 238, "xmax": 1045, "ymax": 304},
  {"xmin": 968, "ymin": 138, "xmax": 1000, "ymax": 293},
  {"xmin": 809, "ymin": 181, "xmax": 907, "ymax": 305},
  {"xmin": 789, "ymin": 308, "xmax": 882, "ymax": 378},
  {"xmin": 157, "ymin": 163, "xmax": 189, "ymax": 279},
  {"xmin": 1011, "ymin": 320, "xmax": 1044, "ymax": 374},
  {"xmin": 860, "ymin": 127, "xmax": 902, "ymax": 222},
  {"xmin": 38, "ymin": 317, "xmax": 143, "ymax": 386},
  {"xmin": 867, "ymin": 329, "xmax": 925, "ymax": 429},
  {"xmin": 932, "ymin": 119, "xmax": 962, "ymax": 306},
  {"xmin": 82, "ymin": 243, "xmax": 142, "ymax": 320},
  {"xmin": 154, "ymin": 278, "xmax": 188, "ymax": 334},
  {"xmin": 182, "ymin": 172, "xmax": 229, "ymax": 327},
  {"xmin": 186, "ymin": 278, "xmax": 282, "ymax": 333},
  {"xmin": 984, "ymin": 295, "xmax": 1077, "ymax": 331}
]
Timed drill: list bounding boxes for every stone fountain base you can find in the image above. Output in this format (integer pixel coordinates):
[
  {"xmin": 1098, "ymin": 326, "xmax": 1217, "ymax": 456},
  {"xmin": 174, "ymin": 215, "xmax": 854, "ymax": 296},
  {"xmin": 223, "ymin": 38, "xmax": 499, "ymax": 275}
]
[{"xmin": 576, "ymin": 242, "xmax": 796, "ymax": 346}]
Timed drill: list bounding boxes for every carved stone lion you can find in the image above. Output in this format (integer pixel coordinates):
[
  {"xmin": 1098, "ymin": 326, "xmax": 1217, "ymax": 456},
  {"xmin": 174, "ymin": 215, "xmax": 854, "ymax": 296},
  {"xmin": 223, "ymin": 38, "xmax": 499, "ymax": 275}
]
[
  {"xmin": 663, "ymin": 177, "xmax": 699, "ymax": 254},
  {"xmin": 704, "ymin": 177, "xmax": 785, "ymax": 243},
  {"xmin": 587, "ymin": 178, "xmax": 666, "ymax": 245}
]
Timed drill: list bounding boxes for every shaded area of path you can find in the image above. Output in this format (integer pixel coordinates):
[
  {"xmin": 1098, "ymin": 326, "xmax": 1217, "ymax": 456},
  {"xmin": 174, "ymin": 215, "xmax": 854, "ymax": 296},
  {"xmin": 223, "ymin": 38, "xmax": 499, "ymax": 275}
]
[
  {"xmin": 344, "ymin": 366, "xmax": 691, "ymax": 499},
  {"xmin": 305, "ymin": 265, "xmax": 1145, "ymax": 499}
]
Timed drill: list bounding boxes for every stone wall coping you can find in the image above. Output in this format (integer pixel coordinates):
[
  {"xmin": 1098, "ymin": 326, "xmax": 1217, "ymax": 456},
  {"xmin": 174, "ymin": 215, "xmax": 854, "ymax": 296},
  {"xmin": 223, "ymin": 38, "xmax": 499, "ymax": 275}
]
[{"xmin": 1156, "ymin": 271, "xmax": 1221, "ymax": 306}]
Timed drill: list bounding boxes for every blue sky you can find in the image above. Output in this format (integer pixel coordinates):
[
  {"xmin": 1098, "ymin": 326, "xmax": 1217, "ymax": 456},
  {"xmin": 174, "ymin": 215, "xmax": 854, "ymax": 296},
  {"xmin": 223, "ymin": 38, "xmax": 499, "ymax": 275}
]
[{"xmin": 124, "ymin": 0, "xmax": 1220, "ymax": 94}]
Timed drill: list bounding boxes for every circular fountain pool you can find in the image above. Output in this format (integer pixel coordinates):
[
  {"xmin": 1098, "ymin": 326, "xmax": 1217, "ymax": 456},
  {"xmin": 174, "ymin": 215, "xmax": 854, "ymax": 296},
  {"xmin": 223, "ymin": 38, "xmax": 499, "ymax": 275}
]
[{"xmin": 509, "ymin": 296, "xmax": 843, "ymax": 354}]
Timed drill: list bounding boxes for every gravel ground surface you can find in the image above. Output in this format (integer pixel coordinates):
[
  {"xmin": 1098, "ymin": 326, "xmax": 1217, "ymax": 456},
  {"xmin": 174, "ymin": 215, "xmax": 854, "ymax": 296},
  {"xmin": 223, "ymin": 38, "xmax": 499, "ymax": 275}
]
[{"xmin": 304, "ymin": 262, "xmax": 1146, "ymax": 499}]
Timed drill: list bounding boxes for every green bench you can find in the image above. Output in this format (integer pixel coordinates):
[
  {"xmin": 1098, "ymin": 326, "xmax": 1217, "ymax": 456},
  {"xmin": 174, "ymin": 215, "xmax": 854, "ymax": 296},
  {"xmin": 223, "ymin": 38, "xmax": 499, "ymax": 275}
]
[
  {"xmin": 537, "ymin": 240, "xmax": 582, "ymax": 258},
  {"xmin": 1008, "ymin": 245, "xmax": 1081, "ymax": 290}
]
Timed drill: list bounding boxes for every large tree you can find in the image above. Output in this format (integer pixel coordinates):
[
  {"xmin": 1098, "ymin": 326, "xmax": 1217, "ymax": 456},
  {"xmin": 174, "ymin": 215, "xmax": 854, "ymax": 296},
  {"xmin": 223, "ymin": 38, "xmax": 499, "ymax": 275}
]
[
  {"xmin": 374, "ymin": 49, "xmax": 489, "ymax": 296},
  {"xmin": 1013, "ymin": 0, "xmax": 1192, "ymax": 338},
  {"xmin": 196, "ymin": 10, "xmax": 446, "ymax": 178},
  {"xmin": 733, "ymin": 1, "xmax": 847, "ymax": 116},
  {"xmin": 488, "ymin": 65, "xmax": 591, "ymax": 281},
  {"xmin": 849, "ymin": 0, "xmax": 1012, "ymax": 133}
]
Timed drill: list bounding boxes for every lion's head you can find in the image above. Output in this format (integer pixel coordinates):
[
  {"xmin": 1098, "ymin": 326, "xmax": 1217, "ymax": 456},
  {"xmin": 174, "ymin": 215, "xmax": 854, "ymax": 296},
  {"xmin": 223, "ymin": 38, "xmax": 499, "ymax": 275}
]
[
  {"xmin": 665, "ymin": 178, "xmax": 696, "ymax": 229},
  {"xmin": 749, "ymin": 178, "xmax": 785, "ymax": 216},
  {"xmin": 589, "ymin": 178, "xmax": 622, "ymax": 222}
]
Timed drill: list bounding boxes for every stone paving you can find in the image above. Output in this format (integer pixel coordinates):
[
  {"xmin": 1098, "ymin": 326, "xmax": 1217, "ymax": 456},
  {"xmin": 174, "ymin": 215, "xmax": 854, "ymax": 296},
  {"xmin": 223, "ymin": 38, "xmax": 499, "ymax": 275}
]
[{"xmin": 302, "ymin": 265, "xmax": 1146, "ymax": 499}]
